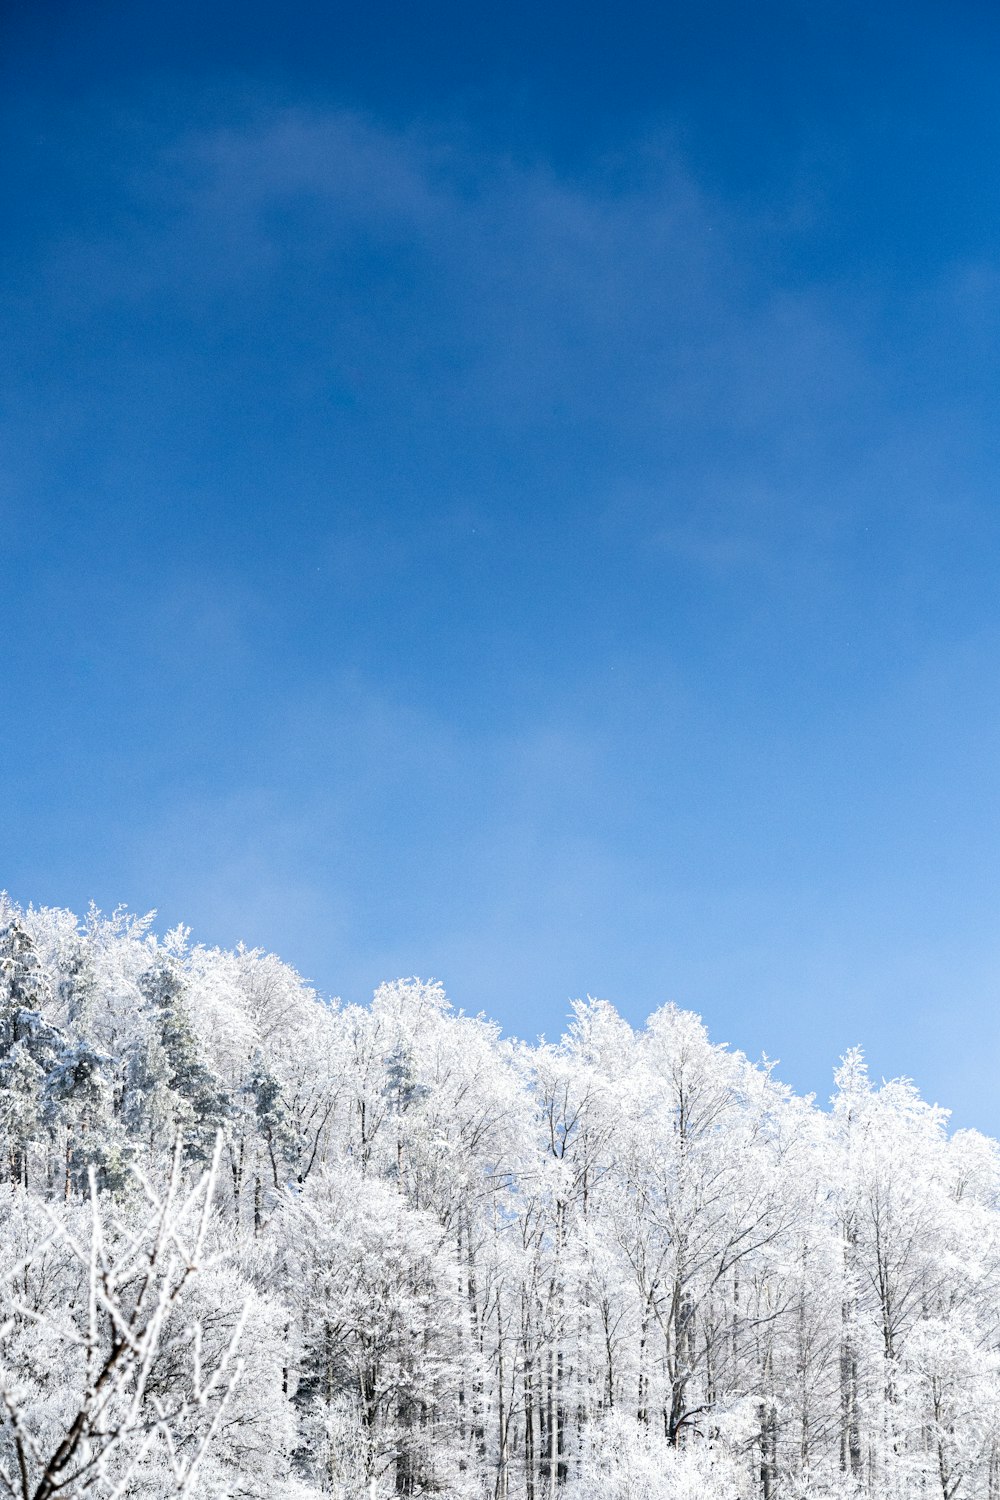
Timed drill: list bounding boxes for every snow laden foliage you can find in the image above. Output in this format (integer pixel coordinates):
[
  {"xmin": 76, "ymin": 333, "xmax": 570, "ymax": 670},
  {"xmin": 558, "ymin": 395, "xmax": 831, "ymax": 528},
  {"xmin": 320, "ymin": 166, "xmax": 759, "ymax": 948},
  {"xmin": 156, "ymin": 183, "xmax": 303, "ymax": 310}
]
[{"xmin": 0, "ymin": 902, "xmax": 999, "ymax": 1499}]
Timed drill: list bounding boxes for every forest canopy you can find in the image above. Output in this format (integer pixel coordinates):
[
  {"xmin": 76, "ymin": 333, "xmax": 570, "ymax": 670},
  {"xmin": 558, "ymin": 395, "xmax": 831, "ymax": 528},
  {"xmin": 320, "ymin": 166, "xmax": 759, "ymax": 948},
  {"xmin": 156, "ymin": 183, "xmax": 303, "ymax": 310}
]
[{"xmin": 0, "ymin": 896, "xmax": 995, "ymax": 1500}]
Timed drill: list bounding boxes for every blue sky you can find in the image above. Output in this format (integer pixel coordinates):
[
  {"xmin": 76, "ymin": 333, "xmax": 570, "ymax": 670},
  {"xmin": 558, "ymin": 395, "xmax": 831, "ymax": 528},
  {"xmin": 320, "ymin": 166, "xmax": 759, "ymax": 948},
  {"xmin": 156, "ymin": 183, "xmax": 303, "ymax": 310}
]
[{"xmin": 4, "ymin": 0, "xmax": 1000, "ymax": 1126}]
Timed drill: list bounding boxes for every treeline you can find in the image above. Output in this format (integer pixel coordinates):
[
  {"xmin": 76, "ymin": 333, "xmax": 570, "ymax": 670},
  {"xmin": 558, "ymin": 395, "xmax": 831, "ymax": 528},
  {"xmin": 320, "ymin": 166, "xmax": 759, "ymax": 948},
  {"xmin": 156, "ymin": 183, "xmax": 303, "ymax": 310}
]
[{"xmin": 0, "ymin": 897, "xmax": 998, "ymax": 1499}]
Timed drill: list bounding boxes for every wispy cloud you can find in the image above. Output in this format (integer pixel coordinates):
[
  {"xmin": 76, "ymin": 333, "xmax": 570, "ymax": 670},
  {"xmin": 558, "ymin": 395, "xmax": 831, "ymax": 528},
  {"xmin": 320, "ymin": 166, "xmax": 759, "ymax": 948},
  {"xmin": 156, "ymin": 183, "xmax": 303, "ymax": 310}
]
[{"xmin": 26, "ymin": 106, "xmax": 881, "ymax": 541}]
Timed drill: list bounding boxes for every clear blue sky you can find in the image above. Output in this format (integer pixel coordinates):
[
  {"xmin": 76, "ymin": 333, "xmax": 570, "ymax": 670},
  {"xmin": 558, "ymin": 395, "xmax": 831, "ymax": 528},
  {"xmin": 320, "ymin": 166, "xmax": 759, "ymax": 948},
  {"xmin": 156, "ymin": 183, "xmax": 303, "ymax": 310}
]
[{"xmin": 4, "ymin": 0, "xmax": 1000, "ymax": 1126}]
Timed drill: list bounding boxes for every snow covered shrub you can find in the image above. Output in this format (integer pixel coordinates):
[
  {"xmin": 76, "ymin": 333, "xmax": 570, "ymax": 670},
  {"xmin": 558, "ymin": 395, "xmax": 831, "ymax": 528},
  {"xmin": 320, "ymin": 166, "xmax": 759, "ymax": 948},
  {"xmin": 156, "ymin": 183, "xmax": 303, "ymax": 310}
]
[{"xmin": 567, "ymin": 1414, "xmax": 745, "ymax": 1500}]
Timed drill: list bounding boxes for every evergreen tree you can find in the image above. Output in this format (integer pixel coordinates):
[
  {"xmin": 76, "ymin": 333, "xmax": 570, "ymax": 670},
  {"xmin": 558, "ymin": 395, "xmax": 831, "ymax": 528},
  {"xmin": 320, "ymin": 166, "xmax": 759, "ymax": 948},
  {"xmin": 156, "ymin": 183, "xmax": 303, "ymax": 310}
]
[{"xmin": 136, "ymin": 954, "xmax": 233, "ymax": 1160}]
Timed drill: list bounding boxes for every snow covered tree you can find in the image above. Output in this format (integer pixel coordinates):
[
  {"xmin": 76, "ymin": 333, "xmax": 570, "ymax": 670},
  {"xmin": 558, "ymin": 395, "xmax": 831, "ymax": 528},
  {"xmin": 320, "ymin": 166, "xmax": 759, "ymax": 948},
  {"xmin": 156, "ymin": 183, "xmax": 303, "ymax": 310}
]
[{"xmin": 0, "ymin": 894, "xmax": 998, "ymax": 1499}]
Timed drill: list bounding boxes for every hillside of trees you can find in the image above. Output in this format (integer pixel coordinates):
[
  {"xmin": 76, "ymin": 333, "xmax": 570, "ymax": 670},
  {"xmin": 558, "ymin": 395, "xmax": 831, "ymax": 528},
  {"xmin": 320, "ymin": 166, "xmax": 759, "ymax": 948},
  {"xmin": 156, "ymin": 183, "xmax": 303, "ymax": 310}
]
[{"xmin": 0, "ymin": 896, "xmax": 997, "ymax": 1499}]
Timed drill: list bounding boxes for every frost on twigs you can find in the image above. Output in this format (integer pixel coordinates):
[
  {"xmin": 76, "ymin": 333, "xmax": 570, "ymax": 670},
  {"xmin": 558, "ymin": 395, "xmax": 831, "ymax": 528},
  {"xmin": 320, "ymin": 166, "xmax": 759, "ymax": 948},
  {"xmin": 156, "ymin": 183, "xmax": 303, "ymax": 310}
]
[
  {"xmin": 0, "ymin": 1134, "xmax": 245, "ymax": 1500},
  {"xmin": 5, "ymin": 904, "xmax": 1000, "ymax": 1498}
]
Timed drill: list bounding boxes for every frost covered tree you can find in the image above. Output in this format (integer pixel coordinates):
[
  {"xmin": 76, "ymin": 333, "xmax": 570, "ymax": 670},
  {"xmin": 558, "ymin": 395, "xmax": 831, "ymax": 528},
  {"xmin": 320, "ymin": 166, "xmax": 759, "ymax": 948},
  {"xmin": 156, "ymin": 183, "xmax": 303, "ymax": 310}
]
[
  {"xmin": 0, "ymin": 1140, "xmax": 245, "ymax": 1499},
  {"xmin": 1, "ymin": 893, "xmax": 999, "ymax": 1499}
]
